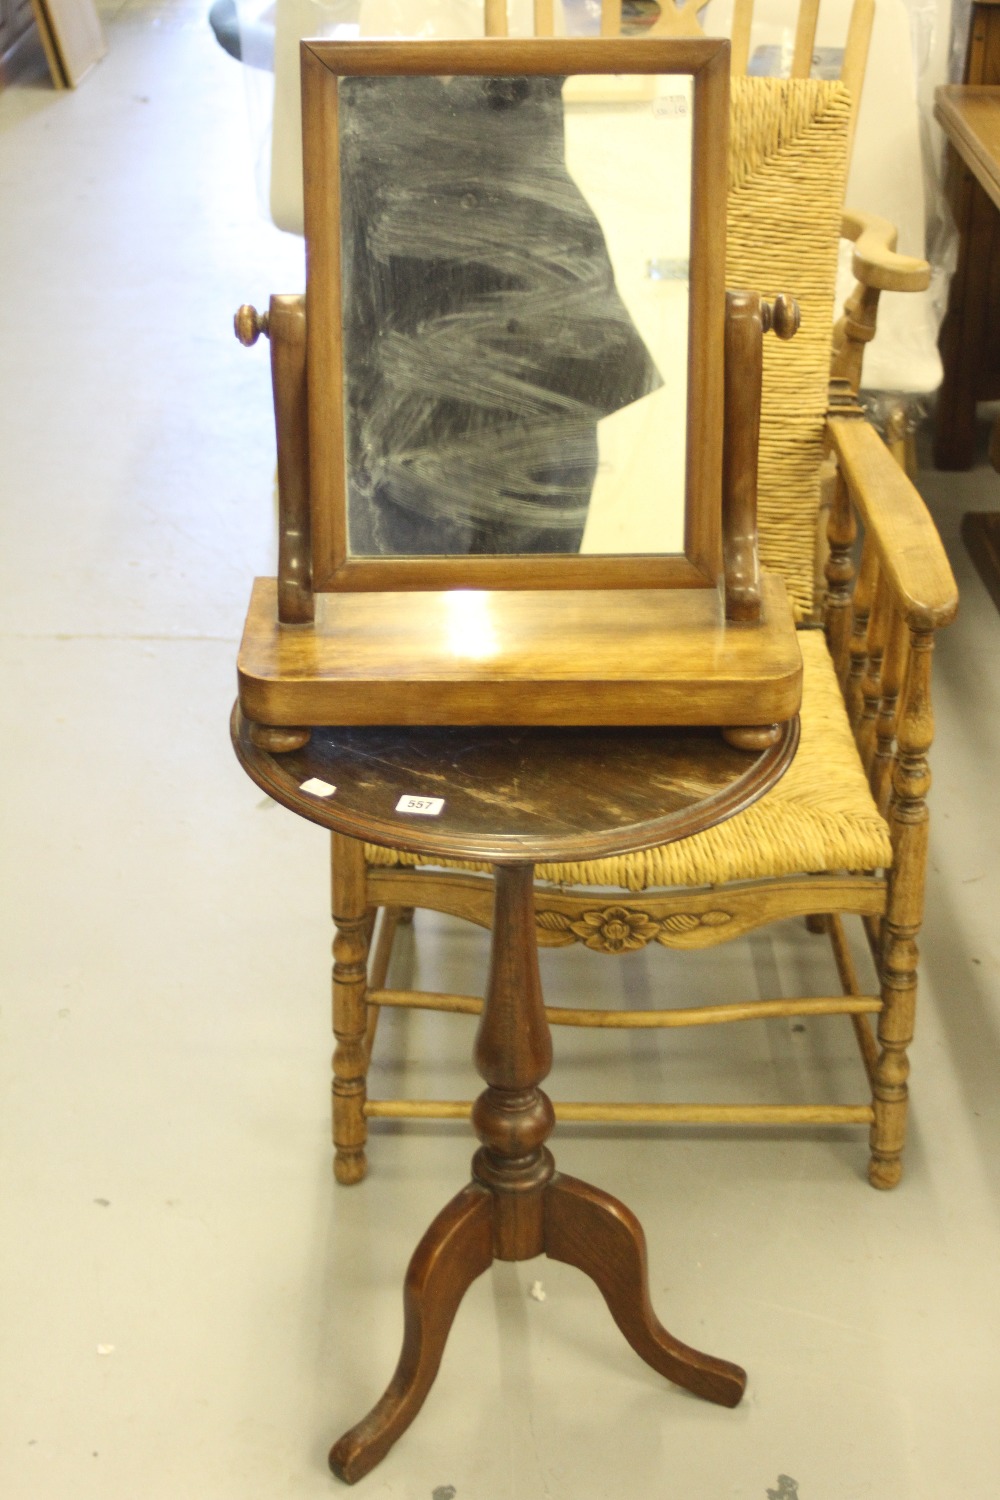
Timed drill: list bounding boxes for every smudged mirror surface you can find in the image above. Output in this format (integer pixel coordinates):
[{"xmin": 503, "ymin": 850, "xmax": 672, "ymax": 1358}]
[{"xmin": 337, "ymin": 71, "xmax": 693, "ymax": 559}]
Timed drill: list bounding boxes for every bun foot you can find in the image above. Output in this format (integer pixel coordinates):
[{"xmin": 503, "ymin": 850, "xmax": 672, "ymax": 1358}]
[
  {"xmin": 333, "ymin": 1147, "xmax": 367, "ymax": 1186},
  {"xmin": 868, "ymin": 1152, "xmax": 903, "ymax": 1191},
  {"xmin": 722, "ymin": 724, "xmax": 781, "ymax": 752},
  {"xmin": 248, "ymin": 722, "xmax": 311, "ymax": 753}
]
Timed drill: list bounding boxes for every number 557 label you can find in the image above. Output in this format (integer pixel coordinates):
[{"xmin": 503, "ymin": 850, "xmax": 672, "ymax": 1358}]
[{"xmin": 396, "ymin": 795, "xmax": 445, "ymax": 816}]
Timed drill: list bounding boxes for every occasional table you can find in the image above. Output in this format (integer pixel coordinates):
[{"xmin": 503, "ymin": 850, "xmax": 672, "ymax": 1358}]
[{"xmin": 232, "ymin": 709, "xmax": 799, "ymax": 1484}]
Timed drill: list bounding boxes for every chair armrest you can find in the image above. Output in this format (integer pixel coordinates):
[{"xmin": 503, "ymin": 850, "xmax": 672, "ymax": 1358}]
[
  {"xmin": 826, "ymin": 415, "xmax": 958, "ymax": 630},
  {"xmin": 841, "ymin": 209, "xmax": 931, "ymax": 294}
]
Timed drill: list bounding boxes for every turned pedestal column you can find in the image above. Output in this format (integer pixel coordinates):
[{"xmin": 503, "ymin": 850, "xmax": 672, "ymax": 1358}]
[{"xmin": 329, "ymin": 862, "xmax": 745, "ymax": 1484}]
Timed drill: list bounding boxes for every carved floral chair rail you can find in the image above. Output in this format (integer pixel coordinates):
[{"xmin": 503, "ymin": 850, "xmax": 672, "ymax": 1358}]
[{"xmin": 320, "ymin": 73, "xmax": 957, "ymax": 1192}]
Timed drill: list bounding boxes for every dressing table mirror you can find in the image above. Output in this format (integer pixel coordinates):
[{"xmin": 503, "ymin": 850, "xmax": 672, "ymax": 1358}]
[{"xmin": 235, "ymin": 37, "xmax": 803, "ymax": 738}]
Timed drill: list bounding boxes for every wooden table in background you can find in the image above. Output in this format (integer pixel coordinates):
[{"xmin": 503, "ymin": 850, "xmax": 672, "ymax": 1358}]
[
  {"xmin": 935, "ymin": 0, "xmax": 1000, "ymax": 471},
  {"xmin": 935, "ymin": 80, "xmax": 1000, "ymax": 613},
  {"xmin": 232, "ymin": 710, "xmax": 799, "ymax": 1483}
]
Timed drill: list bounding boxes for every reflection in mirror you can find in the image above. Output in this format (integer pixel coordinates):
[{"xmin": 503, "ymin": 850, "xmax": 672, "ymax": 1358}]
[{"xmin": 338, "ymin": 72, "xmax": 693, "ymax": 559}]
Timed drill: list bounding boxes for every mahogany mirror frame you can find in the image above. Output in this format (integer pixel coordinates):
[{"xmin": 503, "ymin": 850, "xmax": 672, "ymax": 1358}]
[{"xmin": 301, "ymin": 35, "xmax": 731, "ymax": 593}]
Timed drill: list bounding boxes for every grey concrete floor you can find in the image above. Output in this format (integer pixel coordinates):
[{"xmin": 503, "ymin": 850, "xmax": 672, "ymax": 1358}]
[{"xmin": 1, "ymin": 7, "xmax": 999, "ymax": 1498}]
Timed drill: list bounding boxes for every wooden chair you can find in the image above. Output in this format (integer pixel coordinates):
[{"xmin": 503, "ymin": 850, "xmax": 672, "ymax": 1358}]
[{"xmin": 323, "ymin": 71, "xmax": 957, "ymax": 1193}]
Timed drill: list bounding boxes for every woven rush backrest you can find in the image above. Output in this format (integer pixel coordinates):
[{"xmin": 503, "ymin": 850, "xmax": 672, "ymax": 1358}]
[{"xmin": 726, "ymin": 76, "xmax": 852, "ymax": 621}]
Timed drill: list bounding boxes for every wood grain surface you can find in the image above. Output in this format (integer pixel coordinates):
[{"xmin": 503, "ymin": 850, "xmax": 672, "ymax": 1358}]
[
  {"xmin": 236, "ymin": 573, "xmax": 802, "ymax": 727},
  {"xmin": 231, "ymin": 706, "xmax": 798, "ymax": 864},
  {"xmin": 935, "ymin": 85, "xmax": 1000, "ymax": 213},
  {"xmin": 827, "ymin": 417, "xmax": 959, "ymax": 630}
]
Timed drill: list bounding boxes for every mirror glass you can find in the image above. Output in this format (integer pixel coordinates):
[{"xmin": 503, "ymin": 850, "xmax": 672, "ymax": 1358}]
[{"xmin": 338, "ymin": 71, "xmax": 693, "ymax": 559}]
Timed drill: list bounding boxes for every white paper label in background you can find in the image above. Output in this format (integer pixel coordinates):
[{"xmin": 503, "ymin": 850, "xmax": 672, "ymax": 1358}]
[
  {"xmin": 395, "ymin": 795, "xmax": 445, "ymax": 816},
  {"xmin": 300, "ymin": 778, "xmax": 337, "ymax": 797}
]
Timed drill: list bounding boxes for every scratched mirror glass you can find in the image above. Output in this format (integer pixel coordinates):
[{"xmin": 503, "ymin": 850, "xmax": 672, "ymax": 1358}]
[{"xmin": 338, "ymin": 71, "xmax": 693, "ymax": 557}]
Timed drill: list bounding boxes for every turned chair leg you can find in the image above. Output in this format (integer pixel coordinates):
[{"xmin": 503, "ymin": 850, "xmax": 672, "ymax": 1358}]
[
  {"xmin": 332, "ymin": 833, "xmax": 372, "ymax": 1185},
  {"xmin": 870, "ymin": 902, "xmax": 919, "ymax": 1190},
  {"xmin": 869, "ymin": 625, "xmax": 934, "ymax": 1189}
]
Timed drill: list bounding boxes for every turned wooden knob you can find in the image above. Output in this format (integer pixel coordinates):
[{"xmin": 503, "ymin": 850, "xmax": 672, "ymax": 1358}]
[
  {"xmin": 234, "ymin": 303, "xmax": 269, "ymax": 345},
  {"xmin": 762, "ymin": 294, "xmax": 800, "ymax": 340}
]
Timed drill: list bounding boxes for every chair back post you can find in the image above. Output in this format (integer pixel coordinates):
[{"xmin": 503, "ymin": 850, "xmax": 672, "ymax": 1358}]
[
  {"xmin": 600, "ymin": 0, "xmax": 623, "ymax": 37},
  {"xmin": 871, "ymin": 609, "xmax": 908, "ymax": 817},
  {"xmin": 822, "ymin": 467, "xmax": 857, "ymax": 677},
  {"xmin": 534, "ymin": 0, "xmax": 556, "ymax": 36},
  {"xmin": 729, "ymin": 0, "xmax": 754, "ymax": 72},
  {"xmin": 840, "ymin": 0, "xmax": 874, "ymax": 163},
  {"xmin": 484, "ymin": 0, "xmax": 508, "ymax": 37},
  {"xmin": 857, "ymin": 583, "xmax": 892, "ymax": 772},
  {"xmin": 843, "ymin": 537, "xmax": 877, "ymax": 721},
  {"xmin": 790, "ymin": 0, "xmax": 821, "ymax": 76}
]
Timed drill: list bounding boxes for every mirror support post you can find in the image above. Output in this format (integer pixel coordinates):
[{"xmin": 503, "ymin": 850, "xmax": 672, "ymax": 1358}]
[
  {"xmin": 270, "ymin": 295, "xmax": 315, "ymax": 625},
  {"xmin": 722, "ymin": 289, "xmax": 799, "ymax": 624},
  {"xmin": 235, "ymin": 296, "xmax": 315, "ymax": 625},
  {"xmin": 270, "ymin": 295, "xmax": 314, "ymax": 625}
]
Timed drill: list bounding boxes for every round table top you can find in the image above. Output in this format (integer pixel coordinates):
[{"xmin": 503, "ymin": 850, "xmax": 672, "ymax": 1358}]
[{"xmin": 231, "ymin": 708, "xmax": 798, "ymax": 866}]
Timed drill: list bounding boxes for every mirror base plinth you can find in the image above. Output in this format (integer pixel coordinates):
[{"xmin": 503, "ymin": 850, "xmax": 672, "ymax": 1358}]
[{"xmin": 238, "ymin": 575, "xmax": 802, "ymax": 729}]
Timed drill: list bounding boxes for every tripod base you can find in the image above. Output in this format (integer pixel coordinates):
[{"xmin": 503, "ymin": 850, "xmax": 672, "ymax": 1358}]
[{"xmin": 329, "ymin": 1169, "xmax": 745, "ymax": 1485}]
